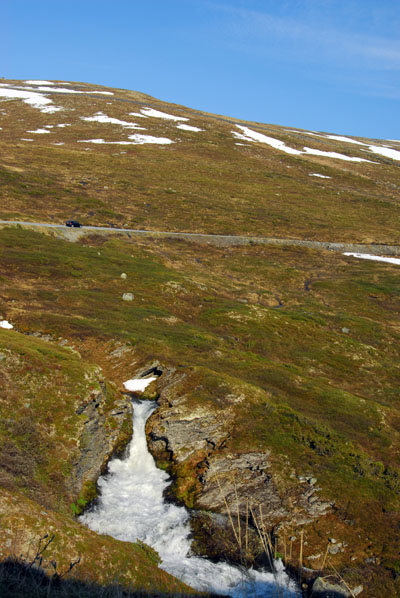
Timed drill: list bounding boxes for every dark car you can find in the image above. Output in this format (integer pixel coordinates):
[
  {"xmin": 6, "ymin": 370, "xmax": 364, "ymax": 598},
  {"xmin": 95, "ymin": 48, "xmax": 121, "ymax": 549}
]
[{"xmin": 66, "ymin": 220, "xmax": 82, "ymax": 228}]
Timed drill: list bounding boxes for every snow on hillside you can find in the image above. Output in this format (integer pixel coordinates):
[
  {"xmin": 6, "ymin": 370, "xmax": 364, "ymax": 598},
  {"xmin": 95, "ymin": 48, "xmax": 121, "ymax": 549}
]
[
  {"xmin": 140, "ymin": 107, "xmax": 188, "ymax": 121},
  {"xmin": 78, "ymin": 133, "xmax": 174, "ymax": 145},
  {"xmin": 176, "ymin": 123, "xmax": 203, "ymax": 132},
  {"xmin": 233, "ymin": 125, "xmax": 372, "ymax": 162},
  {"xmin": 1, "ymin": 80, "xmax": 400, "ymax": 161},
  {"xmin": 0, "ymin": 86, "xmax": 62, "ymax": 113},
  {"xmin": 344, "ymin": 253, "xmax": 400, "ymax": 266},
  {"xmin": 81, "ymin": 112, "xmax": 146, "ymax": 130}
]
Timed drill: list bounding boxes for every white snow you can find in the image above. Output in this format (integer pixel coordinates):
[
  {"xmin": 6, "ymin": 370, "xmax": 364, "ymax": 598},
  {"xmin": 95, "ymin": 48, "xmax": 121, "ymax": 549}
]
[
  {"xmin": 140, "ymin": 107, "xmax": 189, "ymax": 121},
  {"xmin": 128, "ymin": 133, "xmax": 174, "ymax": 144},
  {"xmin": 176, "ymin": 123, "xmax": 203, "ymax": 132},
  {"xmin": 32, "ymin": 86, "xmax": 113, "ymax": 95},
  {"xmin": 324, "ymin": 134, "xmax": 366, "ymax": 146},
  {"xmin": 25, "ymin": 80, "xmax": 54, "ymax": 85},
  {"xmin": 80, "ymin": 399, "xmax": 297, "ymax": 597},
  {"xmin": 0, "ymin": 320, "xmax": 13, "ymax": 329},
  {"xmin": 81, "ymin": 111, "xmax": 145, "ymax": 130},
  {"xmin": 129, "ymin": 111, "xmax": 148, "ymax": 118},
  {"xmin": 233, "ymin": 126, "xmax": 374, "ymax": 162},
  {"xmin": 27, "ymin": 128, "xmax": 51, "ymax": 134},
  {"xmin": 343, "ymin": 253, "xmax": 400, "ymax": 266},
  {"xmin": 123, "ymin": 376, "xmax": 157, "ymax": 392},
  {"xmin": 303, "ymin": 147, "xmax": 372, "ymax": 162},
  {"xmin": 309, "ymin": 173, "xmax": 331, "ymax": 179},
  {"xmin": 78, "ymin": 139, "xmax": 127, "ymax": 145},
  {"xmin": 56, "ymin": 123, "xmax": 71, "ymax": 127},
  {"xmin": 21, "ymin": 138, "xmax": 33, "ymax": 141},
  {"xmin": 0, "ymin": 87, "xmax": 62, "ymax": 113},
  {"xmin": 367, "ymin": 145, "xmax": 400, "ymax": 161},
  {"xmin": 233, "ymin": 126, "xmax": 302, "ymax": 155},
  {"xmin": 52, "ymin": 142, "xmax": 65, "ymax": 145},
  {"xmin": 78, "ymin": 133, "xmax": 174, "ymax": 145}
]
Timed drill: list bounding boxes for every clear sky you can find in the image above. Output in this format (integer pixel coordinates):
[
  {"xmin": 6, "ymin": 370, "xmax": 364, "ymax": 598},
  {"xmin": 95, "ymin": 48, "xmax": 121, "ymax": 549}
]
[{"xmin": 3, "ymin": 0, "xmax": 400, "ymax": 139}]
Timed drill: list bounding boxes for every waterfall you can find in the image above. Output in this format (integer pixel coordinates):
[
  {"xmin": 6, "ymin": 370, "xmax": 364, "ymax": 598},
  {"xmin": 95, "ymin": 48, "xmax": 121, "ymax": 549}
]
[{"xmin": 80, "ymin": 399, "xmax": 298, "ymax": 596}]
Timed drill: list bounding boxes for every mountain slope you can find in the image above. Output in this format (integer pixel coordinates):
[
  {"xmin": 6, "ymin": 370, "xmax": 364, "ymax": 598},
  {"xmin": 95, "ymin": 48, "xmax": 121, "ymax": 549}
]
[
  {"xmin": 0, "ymin": 78, "xmax": 399, "ymax": 243},
  {"xmin": 0, "ymin": 79, "xmax": 399, "ymax": 597}
]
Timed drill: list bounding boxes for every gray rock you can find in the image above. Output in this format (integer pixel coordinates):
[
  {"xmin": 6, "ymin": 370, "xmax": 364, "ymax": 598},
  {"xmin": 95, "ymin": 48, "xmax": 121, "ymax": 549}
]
[
  {"xmin": 120, "ymin": 273, "xmax": 127, "ymax": 279},
  {"xmin": 341, "ymin": 327, "xmax": 350, "ymax": 334},
  {"xmin": 311, "ymin": 576, "xmax": 352, "ymax": 597},
  {"xmin": 122, "ymin": 292, "xmax": 134, "ymax": 301}
]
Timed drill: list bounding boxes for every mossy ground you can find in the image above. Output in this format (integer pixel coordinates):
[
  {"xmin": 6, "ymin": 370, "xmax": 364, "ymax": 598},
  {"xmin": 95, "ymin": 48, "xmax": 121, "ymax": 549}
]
[{"xmin": 1, "ymin": 226, "xmax": 399, "ymax": 595}]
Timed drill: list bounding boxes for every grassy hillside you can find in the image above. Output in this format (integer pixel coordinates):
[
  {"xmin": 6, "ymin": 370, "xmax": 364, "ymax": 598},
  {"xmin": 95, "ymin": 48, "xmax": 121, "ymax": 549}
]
[
  {"xmin": 0, "ymin": 79, "xmax": 399, "ymax": 243},
  {"xmin": 0, "ymin": 79, "xmax": 399, "ymax": 596},
  {"xmin": 1, "ymin": 225, "xmax": 399, "ymax": 595}
]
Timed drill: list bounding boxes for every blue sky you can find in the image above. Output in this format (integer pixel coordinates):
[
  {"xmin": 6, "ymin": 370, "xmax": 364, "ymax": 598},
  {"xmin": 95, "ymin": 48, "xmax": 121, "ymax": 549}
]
[{"xmin": 3, "ymin": 0, "xmax": 400, "ymax": 139}]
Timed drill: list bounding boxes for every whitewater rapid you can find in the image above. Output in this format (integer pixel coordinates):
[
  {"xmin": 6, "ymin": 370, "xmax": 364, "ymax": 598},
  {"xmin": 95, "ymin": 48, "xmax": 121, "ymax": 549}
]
[{"xmin": 80, "ymin": 399, "xmax": 298, "ymax": 596}]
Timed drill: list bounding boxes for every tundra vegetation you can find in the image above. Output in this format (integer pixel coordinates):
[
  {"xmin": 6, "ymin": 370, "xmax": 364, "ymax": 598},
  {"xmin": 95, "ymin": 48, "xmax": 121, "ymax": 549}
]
[{"xmin": 0, "ymin": 79, "xmax": 399, "ymax": 597}]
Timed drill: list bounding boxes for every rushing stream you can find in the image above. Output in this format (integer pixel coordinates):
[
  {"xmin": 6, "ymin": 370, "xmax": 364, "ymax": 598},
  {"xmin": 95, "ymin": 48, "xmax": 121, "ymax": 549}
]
[{"xmin": 80, "ymin": 399, "xmax": 298, "ymax": 596}]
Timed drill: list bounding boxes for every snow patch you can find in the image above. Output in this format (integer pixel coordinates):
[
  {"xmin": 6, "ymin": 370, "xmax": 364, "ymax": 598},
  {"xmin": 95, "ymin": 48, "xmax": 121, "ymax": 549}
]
[
  {"xmin": 24, "ymin": 80, "xmax": 54, "ymax": 85},
  {"xmin": 127, "ymin": 133, "xmax": 174, "ymax": 144},
  {"xmin": 21, "ymin": 138, "xmax": 33, "ymax": 141},
  {"xmin": 140, "ymin": 107, "xmax": 188, "ymax": 121},
  {"xmin": 367, "ymin": 145, "xmax": 400, "ymax": 161},
  {"xmin": 78, "ymin": 133, "xmax": 174, "ymax": 145},
  {"xmin": 27, "ymin": 128, "xmax": 51, "ymax": 134},
  {"xmin": 303, "ymin": 147, "xmax": 371, "ymax": 162},
  {"xmin": 309, "ymin": 173, "xmax": 331, "ymax": 179},
  {"xmin": 81, "ymin": 112, "xmax": 145, "ymax": 130},
  {"xmin": 176, "ymin": 123, "xmax": 203, "ymax": 132},
  {"xmin": 123, "ymin": 376, "xmax": 157, "ymax": 392},
  {"xmin": 234, "ymin": 126, "xmax": 374, "ymax": 162},
  {"xmin": 343, "ymin": 253, "xmax": 400, "ymax": 266},
  {"xmin": 0, "ymin": 87, "xmax": 62, "ymax": 113},
  {"xmin": 324, "ymin": 134, "xmax": 366, "ymax": 146},
  {"xmin": 233, "ymin": 125, "xmax": 302, "ymax": 155},
  {"xmin": 31, "ymin": 85, "xmax": 113, "ymax": 95},
  {"xmin": 0, "ymin": 320, "xmax": 13, "ymax": 329}
]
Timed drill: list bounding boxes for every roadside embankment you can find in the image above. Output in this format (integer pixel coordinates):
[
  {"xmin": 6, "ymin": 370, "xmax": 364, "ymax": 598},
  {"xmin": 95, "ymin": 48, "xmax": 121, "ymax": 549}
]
[{"xmin": 1, "ymin": 220, "xmax": 399, "ymax": 255}]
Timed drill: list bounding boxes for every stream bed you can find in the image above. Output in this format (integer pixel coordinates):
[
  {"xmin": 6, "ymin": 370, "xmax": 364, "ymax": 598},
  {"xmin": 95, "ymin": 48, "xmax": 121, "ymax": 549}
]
[{"xmin": 80, "ymin": 399, "xmax": 298, "ymax": 597}]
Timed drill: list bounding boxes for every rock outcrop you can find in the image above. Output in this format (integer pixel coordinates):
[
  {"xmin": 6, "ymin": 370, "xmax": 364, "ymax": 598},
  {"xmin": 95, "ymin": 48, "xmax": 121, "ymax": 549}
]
[
  {"xmin": 70, "ymin": 369, "xmax": 133, "ymax": 510},
  {"xmin": 146, "ymin": 365, "xmax": 331, "ymax": 566}
]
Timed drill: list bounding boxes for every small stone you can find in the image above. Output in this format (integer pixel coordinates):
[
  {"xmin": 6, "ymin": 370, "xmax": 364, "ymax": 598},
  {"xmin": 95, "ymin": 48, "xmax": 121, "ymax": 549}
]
[
  {"xmin": 122, "ymin": 293, "xmax": 134, "ymax": 302},
  {"xmin": 311, "ymin": 577, "xmax": 351, "ymax": 598},
  {"xmin": 308, "ymin": 477, "xmax": 317, "ymax": 485},
  {"xmin": 328, "ymin": 544, "xmax": 341, "ymax": 555},
  {"xmin": 328, "ymin": 537, "xmax": 337, "ymax": 543},
  {"xmin": 341, "ymin": 327, "xmax": 350, "ymax": 334},
  {"xmin": 121, "ymin": 273, "xmax": 127, "ymax": 279}
]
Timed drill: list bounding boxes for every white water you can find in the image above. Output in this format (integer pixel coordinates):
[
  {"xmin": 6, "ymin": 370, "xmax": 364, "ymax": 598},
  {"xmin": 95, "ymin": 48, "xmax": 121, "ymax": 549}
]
[{"xmin": 80, "ymin": 400, "xmax": 298, "ymax": 596}]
